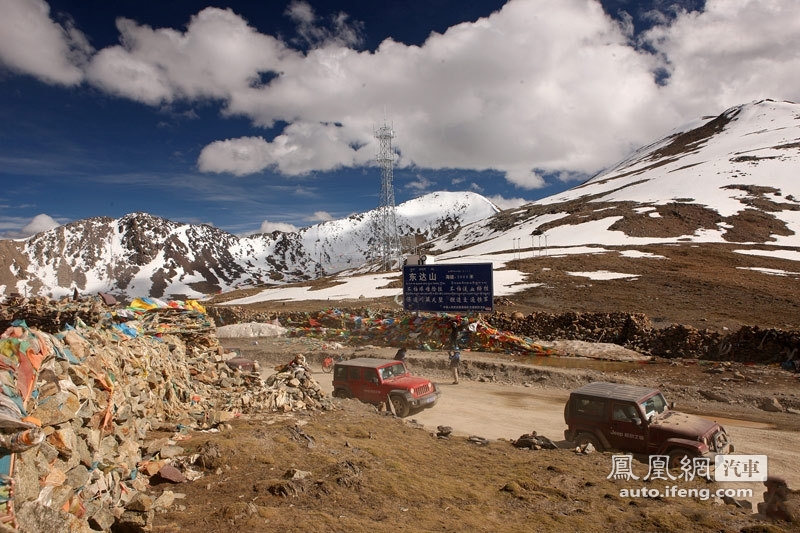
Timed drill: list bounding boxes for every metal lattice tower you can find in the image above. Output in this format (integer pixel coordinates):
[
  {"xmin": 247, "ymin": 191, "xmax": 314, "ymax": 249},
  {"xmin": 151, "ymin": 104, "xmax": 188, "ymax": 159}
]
[{"xmin": 375, "ymin": 121, "xmax": 401, "ymax": 270}]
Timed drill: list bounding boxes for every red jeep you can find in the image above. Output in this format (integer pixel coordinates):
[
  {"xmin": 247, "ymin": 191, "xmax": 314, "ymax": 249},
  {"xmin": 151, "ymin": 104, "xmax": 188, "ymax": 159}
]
[
  {"xmin": 564, "ymin": 382, "xmax": 734, "ymax": 463},
  {"xmin": 331, "ymin": 357, "xmax": 440, "ymax": 417}
]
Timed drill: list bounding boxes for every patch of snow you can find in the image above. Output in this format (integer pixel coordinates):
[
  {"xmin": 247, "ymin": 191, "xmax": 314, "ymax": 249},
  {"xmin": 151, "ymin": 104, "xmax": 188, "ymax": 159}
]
[
  {"xmin": 737, "ymin": 267, "xmax": 800, "ymax": 277},
  {"xmin": 567, "ymin": 270, "xmax": 639, "ymax": 280},
  {"xmin": 618, "ymin": 250, "xmax": 666, "ymax": 259},
  {"xmin": 216, "ymin": 322, "xmax": 287, "ymax": 337},
  {"xmin": 734, "ymin": 249, "xmax": 800, "ymax": 262},
  {"xmin": 224, "ymin": 273, "xmax": 401, "ymax": 305}
]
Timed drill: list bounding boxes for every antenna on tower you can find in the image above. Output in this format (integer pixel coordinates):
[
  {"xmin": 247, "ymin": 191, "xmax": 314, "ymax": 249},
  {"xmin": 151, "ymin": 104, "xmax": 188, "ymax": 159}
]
[{"xmin": 375, "ymin": 118, "xmax": 401, "ymax": 271}]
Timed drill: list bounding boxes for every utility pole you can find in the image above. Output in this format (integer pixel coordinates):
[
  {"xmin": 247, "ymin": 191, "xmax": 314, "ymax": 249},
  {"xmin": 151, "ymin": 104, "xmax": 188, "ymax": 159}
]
[{"xmin": 375, "ymin": 120, "xmax": 401, "ymax": 270}]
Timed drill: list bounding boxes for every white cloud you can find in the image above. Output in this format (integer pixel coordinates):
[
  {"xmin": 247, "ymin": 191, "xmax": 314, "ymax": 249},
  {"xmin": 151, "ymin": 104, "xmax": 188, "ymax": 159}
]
[
  {"xmin": 23, "ymin": 213, "xmax": 60, "ymax": 235},
  {"xmin": 0, "ymin": 213, "xmax": 61, "ymax": 238},
  {"xmin": 405, "ymin": 174, "xmax": 434, "ymax": 192},
  {"xmin": 257, "ymin": 220, "xmax": 299, "ymax": 234},
  {"xmin": 86, "ymin": 45, "xmax": 173, "ymax": 105},
  {"xmin": 197, "ymin": 121, "xmax": 371, "ymax": 176},
  {"xmin": 307, "ymin": 211, "xmax": 333, "ymax": 222},
  {"xmin": 0, "ymin": 0, "xmax": 89, "ymax": 85},
  {"xmin": 85, "ymin": 8, "xmax": 293, "ymax": 105},
  {"xmin": 284, "ymin": 0, "xmax": 364, "ymax": 48},
  {"xmin": 197, "ymin": 136, "xmax": 273, "ymax": 176},
  {"xmin": 642, "ymin": 0, "xmax": 800, "ymax": 113},
  {"xmin": 4, "ymin": 0, "xmax": 800, "ymax": 193},
  {"xmin": 504, "ymin": 167, "xmax": 547, "ymax": 190},
  {"xmin": 183, "ymin": 0, "xmax": 677, "ymax": 183},
  {"xmin": 486, "ymin": 195, "xmax": 530, "ymax": 210}
]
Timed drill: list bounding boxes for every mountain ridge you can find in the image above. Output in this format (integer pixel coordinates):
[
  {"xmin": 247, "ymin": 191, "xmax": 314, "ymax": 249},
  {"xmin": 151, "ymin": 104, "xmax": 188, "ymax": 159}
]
[
  {"xmin": 2, "ymin": 99, "xmax": 799, "ymax": 305},
  {"xmin": 0, "ymin": 191, "xmax": 499, "ymax": 300}
]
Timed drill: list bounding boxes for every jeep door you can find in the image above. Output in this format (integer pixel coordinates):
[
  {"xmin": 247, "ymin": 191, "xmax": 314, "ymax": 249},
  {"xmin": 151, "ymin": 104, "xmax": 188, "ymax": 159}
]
[
  {"xmin": 360, "ymin": 368, "xmax": 385, "ymax": 404},
  {"xmin": 608, "ymin": 401, "xmax": 648, "ymax": 453},
  {"xmin": 567, "ymin": 395, "xmax": 607, "ymax": 441}
]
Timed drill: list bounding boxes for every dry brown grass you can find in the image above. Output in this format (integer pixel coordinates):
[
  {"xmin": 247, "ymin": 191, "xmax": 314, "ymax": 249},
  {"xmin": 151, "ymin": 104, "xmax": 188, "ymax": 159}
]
[{"xmin": 153, "ymin": 402, "xmax": 764, "ymax": 533}]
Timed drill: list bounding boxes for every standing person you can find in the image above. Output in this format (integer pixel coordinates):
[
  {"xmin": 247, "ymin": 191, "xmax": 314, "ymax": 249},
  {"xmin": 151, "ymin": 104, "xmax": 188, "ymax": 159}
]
[
  {"xmin": 394, "ymin": 347, "xmax": 407, "ymax": 362},
  {"xmin": 449, "ymin": 318, "xmax": 461, "ymax": 350},
  {"xmin": 449, "ymin": 350, "xmax": 461, "ymax": 384}
]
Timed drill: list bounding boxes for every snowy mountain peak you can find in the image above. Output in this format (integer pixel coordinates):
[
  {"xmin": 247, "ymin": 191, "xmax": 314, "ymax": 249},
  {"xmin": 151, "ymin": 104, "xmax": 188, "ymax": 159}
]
[
  {"xmin": 430, "ymin": 99, "xmax": 800, "ymax": 256},
  {"xmin": 0, "ymin": 191, "xmax": 498, "ymax": 300}
]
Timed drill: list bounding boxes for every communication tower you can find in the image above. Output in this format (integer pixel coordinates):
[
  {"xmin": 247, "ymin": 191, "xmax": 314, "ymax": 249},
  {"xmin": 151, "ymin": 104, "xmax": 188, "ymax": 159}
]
[{"xmin": 375, "ymin": 121, "xmax": 401, "ymax": 270}]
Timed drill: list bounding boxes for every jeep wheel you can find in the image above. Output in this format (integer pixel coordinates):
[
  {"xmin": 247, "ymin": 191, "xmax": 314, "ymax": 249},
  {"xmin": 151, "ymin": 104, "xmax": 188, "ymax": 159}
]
[
  {"xmin": 668, "ymin": 449, "xmax": 696, "ymax": 469},
  {"xmin": 575, "ymin": 432, "xmax": 603, "ymax": 452},
  {"xmin": 333, "ymin": 388, "xmax": 351, "ymax": 399},
  {"xmin": 389, "ymin": 394, "xmax": 410, "ymax": 418}
]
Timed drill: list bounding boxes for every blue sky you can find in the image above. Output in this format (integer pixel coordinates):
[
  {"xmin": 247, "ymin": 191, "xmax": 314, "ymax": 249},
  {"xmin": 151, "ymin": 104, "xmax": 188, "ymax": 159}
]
[{"xmin": 1, "ymin": 0, "xmax": 798, "ymax": 238}]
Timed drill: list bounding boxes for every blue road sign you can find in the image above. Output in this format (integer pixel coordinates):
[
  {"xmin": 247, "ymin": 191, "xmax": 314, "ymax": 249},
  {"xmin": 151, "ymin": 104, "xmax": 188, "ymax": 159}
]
[{"xmin": 403, "ymin": 263, "xmax": 494, "ymax": 313}]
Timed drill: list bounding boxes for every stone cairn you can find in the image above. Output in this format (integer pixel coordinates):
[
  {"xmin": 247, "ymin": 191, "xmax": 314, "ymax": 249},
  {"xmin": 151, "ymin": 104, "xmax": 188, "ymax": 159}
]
[
  {"xmin": 0, "ymin": 295, "xmax": 333, "ymax": 532},
  {"xmin": 757, "ymin": 476, "xmax": 800, "ymax": 522}
]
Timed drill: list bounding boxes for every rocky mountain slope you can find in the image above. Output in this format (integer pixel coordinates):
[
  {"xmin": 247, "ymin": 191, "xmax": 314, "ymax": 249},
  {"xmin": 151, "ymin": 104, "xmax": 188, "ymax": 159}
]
[{"xmin": 0, "ymin": 191, "xmax": 498, "ymax": 300}]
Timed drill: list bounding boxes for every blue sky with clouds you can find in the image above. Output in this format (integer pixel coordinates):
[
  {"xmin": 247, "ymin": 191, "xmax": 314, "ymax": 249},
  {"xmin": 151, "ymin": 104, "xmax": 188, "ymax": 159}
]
[{"xmin": 1, "ymin": 0, "xmax": 798, "ymax": 238}]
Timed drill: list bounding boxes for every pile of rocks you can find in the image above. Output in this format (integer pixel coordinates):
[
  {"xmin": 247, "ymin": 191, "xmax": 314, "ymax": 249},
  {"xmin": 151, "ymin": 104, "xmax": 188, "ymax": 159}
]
[
  {"xmin": 757, "ymin": 476, "xmax": 800, "ymax": 522},
  {"xmin": 490, "ymin": 311, "xmax": 653, "ymax": 345},
  {"xmin": 511, "ymin": 431, "xmax": 558, "ymax": 450},
  {"xmin": 0, "ymin": 297, "xmax": 334, "ymax": 532},
  {"xmin": 209, "ymin": 305, "xmax": 800, "ymax": 363},
  {"xmin": 264, "ymin": 366, "xmax": 330, "ymax": 412},
  {"xmin": 0, "ymin": 294, "xmax": 111, "ymax": 333}
]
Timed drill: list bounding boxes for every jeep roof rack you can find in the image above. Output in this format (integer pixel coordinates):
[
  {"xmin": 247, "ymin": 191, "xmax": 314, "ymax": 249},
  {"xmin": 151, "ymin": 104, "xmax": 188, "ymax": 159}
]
[
  {"xmin": 334, "ymin": 357, "xmax": 392, "ymax": 367},
  {"xmin": 573, "ymin": 381, "xmax": 659, "ymax": 402}
]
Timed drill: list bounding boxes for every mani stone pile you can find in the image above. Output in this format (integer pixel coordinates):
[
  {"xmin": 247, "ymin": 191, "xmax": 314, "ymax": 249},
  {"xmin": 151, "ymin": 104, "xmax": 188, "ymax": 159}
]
[{"xmin": 0, "ymin": 295, "xmax": 333, "ymax": 533}]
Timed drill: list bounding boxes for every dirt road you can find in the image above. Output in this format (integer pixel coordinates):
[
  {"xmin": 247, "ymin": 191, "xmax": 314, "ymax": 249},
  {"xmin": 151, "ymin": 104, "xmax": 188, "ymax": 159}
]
[
  {"xmin": 314, "ymin": 369, "xmax": 570, "ymax": 442},
  {"xmin": 403, "ymin": 381, "xmax": 570, "ymax": 443}
]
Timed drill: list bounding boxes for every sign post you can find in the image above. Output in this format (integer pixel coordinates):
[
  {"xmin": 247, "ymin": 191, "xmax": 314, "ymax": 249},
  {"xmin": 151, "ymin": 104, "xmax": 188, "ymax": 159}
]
[{"xmin": 402, "ymin": 263, "xmax": 494, "ymax": 313}]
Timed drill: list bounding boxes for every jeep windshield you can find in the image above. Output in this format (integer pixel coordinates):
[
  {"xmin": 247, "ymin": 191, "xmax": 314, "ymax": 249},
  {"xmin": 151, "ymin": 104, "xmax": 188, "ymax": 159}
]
[
  {"xmin": 639, "ymin": 392, "xmax": 669, "ymax": 420},
  {"xmin": 379, "ymin": 363, "xmax": 407, "ymax": 380}
]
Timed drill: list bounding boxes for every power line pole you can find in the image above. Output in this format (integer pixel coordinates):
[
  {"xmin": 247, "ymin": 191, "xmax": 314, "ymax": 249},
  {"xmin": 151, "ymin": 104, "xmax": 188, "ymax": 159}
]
[{"xmin": 375, "ymin": 120, "xmax": 401, "ymax": 270}]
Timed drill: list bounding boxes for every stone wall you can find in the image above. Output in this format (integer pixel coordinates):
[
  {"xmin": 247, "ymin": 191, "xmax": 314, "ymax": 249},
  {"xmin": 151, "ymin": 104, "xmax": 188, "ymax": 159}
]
[{"xmin": 208, "ymin": 306, "xmax": 800, "ymax": 364}]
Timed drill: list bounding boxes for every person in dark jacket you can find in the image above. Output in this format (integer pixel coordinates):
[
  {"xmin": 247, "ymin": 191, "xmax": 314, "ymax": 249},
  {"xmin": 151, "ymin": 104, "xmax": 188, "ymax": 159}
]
[
  {"xmin": 449, "ymin": 318, "xmax": 462, "ymax": 350},
  {"xmin": 394, "ymin": 347, "xmax": 408, "ymax": 362}
]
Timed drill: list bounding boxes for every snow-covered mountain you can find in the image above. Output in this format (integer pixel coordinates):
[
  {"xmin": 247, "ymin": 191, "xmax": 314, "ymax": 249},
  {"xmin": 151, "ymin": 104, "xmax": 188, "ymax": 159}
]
[
  {"xmin": 429, "ymin": 99, "xmax": 800, "ymax": 257},
  {"xmin": 3, "ymin": 99, "xmax": 799, "ymax": 302},
  {"xmin": 0, "ymin": 191, "xmax": 499, "ymax": 300}
]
